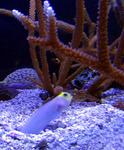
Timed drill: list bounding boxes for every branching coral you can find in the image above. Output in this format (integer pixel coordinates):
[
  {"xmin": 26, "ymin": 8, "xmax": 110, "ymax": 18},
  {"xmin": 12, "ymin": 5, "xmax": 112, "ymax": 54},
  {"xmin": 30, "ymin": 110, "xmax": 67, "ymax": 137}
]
[{"xmin": 0, "ymin": 0, "xmax": 124, "ymax": 101}]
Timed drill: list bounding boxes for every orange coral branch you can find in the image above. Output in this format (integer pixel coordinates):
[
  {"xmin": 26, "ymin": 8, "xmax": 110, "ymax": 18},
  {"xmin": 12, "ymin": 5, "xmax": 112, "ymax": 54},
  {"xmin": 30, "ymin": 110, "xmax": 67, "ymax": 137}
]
[
  {"xmin": 35, "ymin": 0, "xmax": 53, "ymax": 94},
  {"xmin": 97, "ymin": 0, "xmax": 110, "ymax": 69},
  {"xmin": 27, "ymin": 36, "xmax": 97, "ymax": 68},
  {"xmin": 29, "ymin": 0, "xmax": 36, "ymax": 21},
  {"xmin": 2, "ymin": 0, "xmax": 124, "ymax": 98},
  {"xmin": 57, "ymin": 0, "xmax": 85, "ymax": 86},
  {"xmin": 28, "ymin": 0, "xmax": 44, "ymax": 86}
]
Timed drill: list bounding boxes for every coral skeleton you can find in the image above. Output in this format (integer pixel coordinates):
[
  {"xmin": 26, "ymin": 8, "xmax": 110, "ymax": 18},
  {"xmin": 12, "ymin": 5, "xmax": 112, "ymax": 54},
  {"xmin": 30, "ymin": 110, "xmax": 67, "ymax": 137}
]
[{"xmin": 0, "ymin": 0, "xmax": 124, "ymax": 101}]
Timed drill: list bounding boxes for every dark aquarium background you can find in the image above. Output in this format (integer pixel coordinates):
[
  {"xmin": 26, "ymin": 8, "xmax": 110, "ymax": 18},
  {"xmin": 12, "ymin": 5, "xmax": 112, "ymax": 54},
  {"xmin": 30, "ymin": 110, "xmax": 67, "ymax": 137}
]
[{"xmin": 0, "ymin": 0, "xmax": 121, "ymax": 80}]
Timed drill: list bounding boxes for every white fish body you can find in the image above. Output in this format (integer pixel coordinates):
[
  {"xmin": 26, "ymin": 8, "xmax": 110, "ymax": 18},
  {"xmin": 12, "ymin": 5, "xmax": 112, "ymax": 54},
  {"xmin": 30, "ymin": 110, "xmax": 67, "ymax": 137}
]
[{"xmin": 20, "ymin": 92, "xmax": 72, "ymax": 134}]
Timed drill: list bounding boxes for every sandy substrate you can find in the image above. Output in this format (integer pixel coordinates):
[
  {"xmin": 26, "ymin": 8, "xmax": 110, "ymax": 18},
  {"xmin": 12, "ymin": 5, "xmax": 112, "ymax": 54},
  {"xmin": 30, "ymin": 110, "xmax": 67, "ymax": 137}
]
[{"xmin": 0, "ymin": 88, "xmax": 124, "ymax": 150}]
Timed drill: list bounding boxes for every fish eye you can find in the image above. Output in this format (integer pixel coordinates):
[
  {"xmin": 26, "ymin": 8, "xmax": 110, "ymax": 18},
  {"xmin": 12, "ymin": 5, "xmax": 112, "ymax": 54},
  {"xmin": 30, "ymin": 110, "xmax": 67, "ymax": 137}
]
[{"xmin": 63, "ymin": 93, "xmax": 68, "ymax": 97}]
